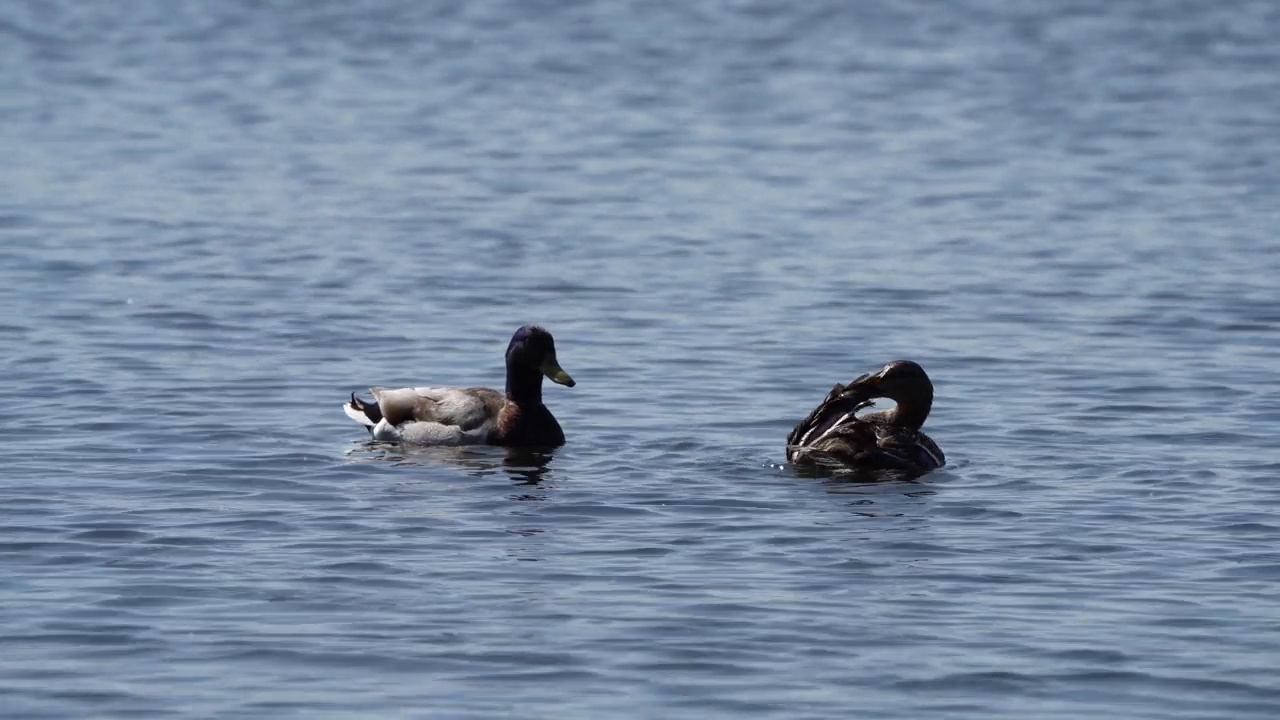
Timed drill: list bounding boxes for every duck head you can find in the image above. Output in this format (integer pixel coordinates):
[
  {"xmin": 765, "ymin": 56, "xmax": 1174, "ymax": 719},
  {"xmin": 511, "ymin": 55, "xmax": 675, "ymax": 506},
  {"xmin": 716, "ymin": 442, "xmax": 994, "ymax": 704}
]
[
  {"xmin": 842, "ymin": 360, "xmax": 934, "ymax": 429},
  {"xmin": 505, "ymin": 325, "xmax": 575, "ymax": 400}
]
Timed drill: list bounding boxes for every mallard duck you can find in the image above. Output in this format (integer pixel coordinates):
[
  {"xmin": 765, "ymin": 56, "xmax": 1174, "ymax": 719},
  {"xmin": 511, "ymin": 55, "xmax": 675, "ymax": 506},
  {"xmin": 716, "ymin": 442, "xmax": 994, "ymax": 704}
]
[
  {"xmin": 786, "ymin": 360, "xmax": 944, "ymax": 474},
  {"xmin": 343, "ymin": 325, "xmax": 576, "ymax": 447}
]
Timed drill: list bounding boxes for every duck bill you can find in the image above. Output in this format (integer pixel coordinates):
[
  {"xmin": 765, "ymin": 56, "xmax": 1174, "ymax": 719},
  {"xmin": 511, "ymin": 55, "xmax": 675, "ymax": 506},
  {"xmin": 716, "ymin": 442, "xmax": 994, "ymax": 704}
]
[
  {"xmin": 540, "ymin": 357, "xmax": 576, "ymax": 387},
  {"xmin": 841, "ymin": 372, "xmax": 877, "ymax": 400}
]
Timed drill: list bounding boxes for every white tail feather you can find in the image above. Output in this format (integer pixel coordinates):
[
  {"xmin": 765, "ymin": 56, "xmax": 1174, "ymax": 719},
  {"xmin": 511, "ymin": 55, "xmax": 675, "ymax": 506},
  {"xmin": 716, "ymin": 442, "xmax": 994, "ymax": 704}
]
[{"xmin": 343, "ymin": 402, "xmax": 375, "ymax": 427}]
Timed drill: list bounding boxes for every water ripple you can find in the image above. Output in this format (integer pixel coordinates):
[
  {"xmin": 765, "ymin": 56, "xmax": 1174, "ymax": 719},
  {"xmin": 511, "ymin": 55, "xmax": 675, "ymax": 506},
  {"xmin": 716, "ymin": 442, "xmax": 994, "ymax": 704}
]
[{"xmin": 3, "ymin": 0, "xmax": 1280, "ymax": 718}]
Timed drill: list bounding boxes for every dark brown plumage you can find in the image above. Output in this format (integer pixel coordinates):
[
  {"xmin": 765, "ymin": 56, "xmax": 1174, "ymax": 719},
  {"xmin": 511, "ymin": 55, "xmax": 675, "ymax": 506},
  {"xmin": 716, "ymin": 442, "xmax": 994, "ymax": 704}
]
[{"xmin": 787, "ymin": 360, "xmax": 945, "ymax": 475}]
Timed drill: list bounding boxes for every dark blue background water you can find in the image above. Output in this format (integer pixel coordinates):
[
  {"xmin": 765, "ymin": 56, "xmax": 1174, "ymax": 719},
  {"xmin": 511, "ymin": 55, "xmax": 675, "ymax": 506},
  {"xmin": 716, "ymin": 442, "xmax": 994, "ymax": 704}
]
[{"xmin": 3, "ymin": 1, "xmax": 1280, "ymax": 717}]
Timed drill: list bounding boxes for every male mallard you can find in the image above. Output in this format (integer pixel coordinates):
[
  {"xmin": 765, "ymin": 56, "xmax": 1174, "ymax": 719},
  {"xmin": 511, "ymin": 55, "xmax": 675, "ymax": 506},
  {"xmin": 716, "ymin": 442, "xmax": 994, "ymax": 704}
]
[
  {"xmin": 343, "ymin": 325, "xmax": 576, "ymax": 447},
  {"xmin": 787, "ymin": 360, "xmax": 944, "ymax": 474}
]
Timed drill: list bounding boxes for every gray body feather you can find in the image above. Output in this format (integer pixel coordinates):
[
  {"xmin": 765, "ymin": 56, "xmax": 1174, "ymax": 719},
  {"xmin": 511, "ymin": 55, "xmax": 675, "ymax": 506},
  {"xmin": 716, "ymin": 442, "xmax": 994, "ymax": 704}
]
[{"xmin": 345, "ymin": 386, "xmax": 506, "ymax": 446}]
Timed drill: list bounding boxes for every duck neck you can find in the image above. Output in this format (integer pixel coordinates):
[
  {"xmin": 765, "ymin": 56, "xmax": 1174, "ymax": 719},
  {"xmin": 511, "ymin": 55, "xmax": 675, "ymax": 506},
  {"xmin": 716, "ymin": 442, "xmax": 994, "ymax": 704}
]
[
  {"xmin": 505, "ymin": 364, "xmax": 544, "ymax": 404},
  {"xmin": 888, "ymin": 390, "xmax": 932, "ymax": 430}
]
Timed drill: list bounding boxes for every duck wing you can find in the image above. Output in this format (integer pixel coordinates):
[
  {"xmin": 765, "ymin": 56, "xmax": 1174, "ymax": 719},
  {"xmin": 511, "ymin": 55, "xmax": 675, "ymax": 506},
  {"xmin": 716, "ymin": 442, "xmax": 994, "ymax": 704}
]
[
  {"xmin": 873, "ymin": 426, "xmax": 946, "ymax": 470},
  {"xmin": 786, "ymin": 382, "xmax": 875, "ymax": 456},
  {"xmin": 369, "ymin": 386, "xmax": 505, "ymax": 430},
  {"xmin": 343, "ymin": 386, "xmax": 510, "ymax": 445}
]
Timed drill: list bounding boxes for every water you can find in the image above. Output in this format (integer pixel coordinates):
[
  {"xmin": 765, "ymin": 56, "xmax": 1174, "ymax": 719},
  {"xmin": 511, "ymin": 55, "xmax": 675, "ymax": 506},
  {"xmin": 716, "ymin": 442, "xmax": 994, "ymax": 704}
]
[{"xmin": 3, "ymin": 1, "xmax": 1280, "ymax": 717}]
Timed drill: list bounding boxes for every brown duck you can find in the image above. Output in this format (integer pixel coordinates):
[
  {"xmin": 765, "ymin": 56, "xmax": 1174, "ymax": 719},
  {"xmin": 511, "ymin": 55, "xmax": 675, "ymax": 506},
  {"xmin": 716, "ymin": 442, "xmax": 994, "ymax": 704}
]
[
  {"xmin": 343, "ymin": 325, "xmax": 575, "ymax": 447},
  {"xmin": 787, "ymin": 360, "xmax": 944, "ymax": 474}
]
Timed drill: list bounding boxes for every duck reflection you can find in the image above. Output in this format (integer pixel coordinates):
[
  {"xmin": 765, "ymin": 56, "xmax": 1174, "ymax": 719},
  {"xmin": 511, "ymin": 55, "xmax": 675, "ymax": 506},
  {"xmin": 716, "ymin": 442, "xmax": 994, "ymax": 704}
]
[
  {"xmin": 346, "ymin": 442, "xmax": 556, "ymax": 489},
  {"xmin": 791, "ymin": 460, "xmax": 921, "ymax": 485}
]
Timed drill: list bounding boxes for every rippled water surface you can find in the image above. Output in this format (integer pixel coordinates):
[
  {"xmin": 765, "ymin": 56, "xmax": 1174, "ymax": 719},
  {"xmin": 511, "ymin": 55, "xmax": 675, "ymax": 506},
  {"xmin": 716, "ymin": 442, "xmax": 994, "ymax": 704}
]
[{"xmin": 4, "ymin": 1, "xmax": 1280, "ymax": 717}]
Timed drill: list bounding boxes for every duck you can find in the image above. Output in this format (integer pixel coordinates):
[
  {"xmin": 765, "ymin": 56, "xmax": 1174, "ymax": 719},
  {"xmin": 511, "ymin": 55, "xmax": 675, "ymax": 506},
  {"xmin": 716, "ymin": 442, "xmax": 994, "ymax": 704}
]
[
  {"xmin": 786, "ymin": 360, "xmax": 944, "ymax": 474},
  {"xmin": 343, "ymin": 325, "xmax": 576, "ymax": 447}
]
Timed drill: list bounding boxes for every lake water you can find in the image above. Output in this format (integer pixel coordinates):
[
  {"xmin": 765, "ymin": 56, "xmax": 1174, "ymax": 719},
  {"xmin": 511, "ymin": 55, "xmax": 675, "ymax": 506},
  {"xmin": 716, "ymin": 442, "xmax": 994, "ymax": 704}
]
[{"xmin": 3, "ymin": 1, "xmax": 1280, "ymax": 717}]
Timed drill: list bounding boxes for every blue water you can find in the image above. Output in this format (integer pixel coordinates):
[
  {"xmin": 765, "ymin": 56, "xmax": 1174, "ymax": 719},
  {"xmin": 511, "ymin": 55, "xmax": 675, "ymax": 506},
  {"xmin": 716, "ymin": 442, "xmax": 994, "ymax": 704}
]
[{"xmin": 4, "ymin": 1, "xmax": 1280, "ymax": 717}]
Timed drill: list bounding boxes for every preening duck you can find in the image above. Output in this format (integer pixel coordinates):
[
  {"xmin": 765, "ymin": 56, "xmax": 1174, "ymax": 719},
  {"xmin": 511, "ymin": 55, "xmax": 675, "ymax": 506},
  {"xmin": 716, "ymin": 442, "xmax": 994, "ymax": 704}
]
[
  {"xmin": 343, "ymin": 325, "xmax": 575, "ymax": 447},
  {"xmin": 787, "ymin": 360, "xmax": 944, "ymax": 474}
]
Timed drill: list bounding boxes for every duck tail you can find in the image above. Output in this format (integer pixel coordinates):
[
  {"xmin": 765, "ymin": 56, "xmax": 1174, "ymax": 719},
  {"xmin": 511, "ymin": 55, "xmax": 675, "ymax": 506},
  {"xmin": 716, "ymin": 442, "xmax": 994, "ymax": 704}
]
[{"xmin": 343, "ymin": 392, "xmax": 382, "ymax": 432}]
